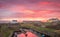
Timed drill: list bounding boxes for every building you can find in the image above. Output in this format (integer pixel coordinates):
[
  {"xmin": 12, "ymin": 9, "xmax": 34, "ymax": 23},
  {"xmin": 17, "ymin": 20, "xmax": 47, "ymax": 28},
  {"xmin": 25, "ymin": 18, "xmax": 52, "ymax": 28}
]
[
  {"xmin": 10, "ymin": 20, "xmax": 18, "ymax": 24},
  {"xmin": 8, "ymin": 20, "xmax": 19, "ymax": 27},
  {"xmin": 47, "ymin": 18, "xmax": 60, "ymax": 25},
  {"xmin": 47, "ymin": 18, "xmax": 60, "ymax": 23}
]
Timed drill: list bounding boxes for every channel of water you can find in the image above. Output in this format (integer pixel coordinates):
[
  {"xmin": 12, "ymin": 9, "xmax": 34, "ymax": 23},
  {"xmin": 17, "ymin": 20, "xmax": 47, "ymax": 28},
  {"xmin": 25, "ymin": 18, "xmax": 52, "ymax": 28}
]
[{"xmin": 11, "ymin": 27, "xmax": 51, "ymax": 37}]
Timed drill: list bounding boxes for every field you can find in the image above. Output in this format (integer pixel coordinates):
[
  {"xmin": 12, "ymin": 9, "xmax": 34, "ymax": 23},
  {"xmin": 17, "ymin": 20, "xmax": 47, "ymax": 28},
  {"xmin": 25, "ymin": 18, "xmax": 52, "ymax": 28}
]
[{"xmin": 0, "ymin": 23, "xmax": 60, "ymax": 37}]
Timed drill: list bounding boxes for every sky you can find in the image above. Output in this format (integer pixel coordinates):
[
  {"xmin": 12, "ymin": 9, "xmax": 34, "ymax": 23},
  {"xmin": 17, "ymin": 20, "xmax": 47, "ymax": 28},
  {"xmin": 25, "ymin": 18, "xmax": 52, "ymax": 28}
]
[{"xmin": 0, "ymin": 0, "xmax": 60, "ymax": 22}]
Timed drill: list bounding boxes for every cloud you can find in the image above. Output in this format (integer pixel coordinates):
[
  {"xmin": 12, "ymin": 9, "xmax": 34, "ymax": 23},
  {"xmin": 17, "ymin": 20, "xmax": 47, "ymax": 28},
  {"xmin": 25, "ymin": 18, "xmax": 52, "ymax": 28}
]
[{"xmin": 0, "ymin": 0, "xmax": 60, "ymax": 21}]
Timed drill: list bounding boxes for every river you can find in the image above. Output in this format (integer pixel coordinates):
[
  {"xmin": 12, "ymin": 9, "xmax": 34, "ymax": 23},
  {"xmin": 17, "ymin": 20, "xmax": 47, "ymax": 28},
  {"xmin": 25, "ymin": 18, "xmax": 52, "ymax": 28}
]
[
  {"xmin": 11, "ymin": 28, "xmax": 51, "ymax": 37},
  {"xmin": 17, "ymin": 31, "xmax": 38, "ymax": 37}
]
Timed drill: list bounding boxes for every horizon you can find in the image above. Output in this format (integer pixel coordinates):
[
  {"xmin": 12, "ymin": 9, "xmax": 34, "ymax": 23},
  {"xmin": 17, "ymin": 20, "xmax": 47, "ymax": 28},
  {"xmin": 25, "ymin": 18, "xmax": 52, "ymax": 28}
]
[{"xmin": 0, "ymin": 18, "xmax": 60, "ymax": 22}]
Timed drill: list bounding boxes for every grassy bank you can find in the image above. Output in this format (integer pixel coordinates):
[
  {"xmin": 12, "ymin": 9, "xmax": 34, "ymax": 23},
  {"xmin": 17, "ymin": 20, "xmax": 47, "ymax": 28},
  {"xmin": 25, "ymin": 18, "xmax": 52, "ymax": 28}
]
[{"xmin": 0, "ymin": 23, "xmax": 57, "ymax": 37}]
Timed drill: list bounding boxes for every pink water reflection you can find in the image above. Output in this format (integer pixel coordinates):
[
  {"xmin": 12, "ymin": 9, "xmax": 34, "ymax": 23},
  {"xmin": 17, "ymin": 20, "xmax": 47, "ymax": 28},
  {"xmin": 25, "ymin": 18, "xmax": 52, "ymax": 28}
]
[
  {"xmin": 26, "ymin": 31, "xmax": 38, "ymax": 37},
  {"xmin": 17, "ymin": 31, "xmax": 38, "ymax": 37},
  {"xmin": 17, "ymin": 33, "xmax": 25, "ymax": 37}
]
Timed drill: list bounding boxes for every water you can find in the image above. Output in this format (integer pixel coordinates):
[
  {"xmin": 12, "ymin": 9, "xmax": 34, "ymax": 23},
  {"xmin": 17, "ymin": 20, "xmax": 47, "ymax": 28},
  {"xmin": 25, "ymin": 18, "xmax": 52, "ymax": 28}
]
[
  {"xmin": 11, "ymin": 28, "xmax": 51, "ymax": 37},
  {"xmin": 17, "ymin": 31, "xmax": 38, "ymax": 37},
  {"xmin": 17, "ymin": 28, "xmax": 39, "ymax": 37},
  {"xmin": 17, "ymin": 33, "xmax": 25, "ymax": 37}
]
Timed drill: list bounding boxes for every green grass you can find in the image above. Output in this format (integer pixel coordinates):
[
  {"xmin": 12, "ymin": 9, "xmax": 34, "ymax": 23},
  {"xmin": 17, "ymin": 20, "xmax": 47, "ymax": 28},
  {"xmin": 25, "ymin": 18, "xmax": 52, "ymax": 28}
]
[
  {"xmin": 1, "ymin": 25, "xmax": 20, "ymax": 37},
  {"xmin": 21, "ymin": 23, "xmax": 55, "ymax": 32},
  {"xmin": 1, "ymin": 23, "xmax": 56, "ymax": 37}
]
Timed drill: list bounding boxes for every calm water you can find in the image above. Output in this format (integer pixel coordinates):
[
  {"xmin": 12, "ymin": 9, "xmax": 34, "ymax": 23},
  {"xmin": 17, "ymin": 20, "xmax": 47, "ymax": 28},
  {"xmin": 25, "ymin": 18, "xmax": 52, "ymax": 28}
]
[
  {"xmin": 17, "ymin": 31, "xmax": 38, "ymax": 37},
  {"xmin": 11, "ymin": 28, "xmax": 51, "ymax": 37}
]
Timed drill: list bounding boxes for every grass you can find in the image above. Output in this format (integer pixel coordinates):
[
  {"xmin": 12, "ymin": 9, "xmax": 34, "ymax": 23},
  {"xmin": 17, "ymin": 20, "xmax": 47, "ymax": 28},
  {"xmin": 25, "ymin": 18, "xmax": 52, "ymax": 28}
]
[
  {"xmin": 1, "ymin": 25, "xmax": 20, "ymax": 37},
  {"xmin": 1, "ymin": 23, "xmax": 56, "ymax": 37},
  {"xmin": 21, "ymin": 23, "xmax": 55, "ymax": 32}
]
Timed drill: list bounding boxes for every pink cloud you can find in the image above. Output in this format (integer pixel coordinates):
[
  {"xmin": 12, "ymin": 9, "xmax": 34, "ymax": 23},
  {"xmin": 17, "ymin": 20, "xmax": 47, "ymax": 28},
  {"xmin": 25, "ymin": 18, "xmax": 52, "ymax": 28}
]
[{"xmin": 0, "ymin": 0, "xmax": 60, "ymax": 21}]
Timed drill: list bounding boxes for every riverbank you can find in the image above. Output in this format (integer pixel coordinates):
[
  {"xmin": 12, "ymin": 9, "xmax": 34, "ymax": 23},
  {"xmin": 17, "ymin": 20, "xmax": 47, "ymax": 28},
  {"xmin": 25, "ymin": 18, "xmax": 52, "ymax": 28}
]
[{"xmin": 0, "ymin": 23, "xmax": 60, "ymax": 37}]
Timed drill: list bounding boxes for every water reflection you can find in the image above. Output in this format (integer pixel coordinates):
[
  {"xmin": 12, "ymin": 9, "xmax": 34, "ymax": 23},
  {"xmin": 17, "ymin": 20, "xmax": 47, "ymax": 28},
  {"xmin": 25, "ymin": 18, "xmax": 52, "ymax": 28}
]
[
  {"xmin": 11, "ymin": 28, "xmax": 51, "ymax": 37},
  {"xmin": 17, "ymin": 31, "xmax": 38, "ymax": 37},
  {"xmin": 17, "ymin": 33, "xmax": 25, "ymax": 37}
]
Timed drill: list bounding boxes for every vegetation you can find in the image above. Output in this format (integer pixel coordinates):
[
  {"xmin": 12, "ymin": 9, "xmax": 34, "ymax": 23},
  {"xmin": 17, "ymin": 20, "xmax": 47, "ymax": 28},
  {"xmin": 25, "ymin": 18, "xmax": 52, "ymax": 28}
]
[
  {"xmin": 46, "ymin": 22, "xmax": 60, "ymax": 30},
  {"xmin": 20, "ymin": 23, "xmax": 55, "ymax": 32},
  {"xmin": 1, "ymin": 24, "xmax": 20, "ymax": 37},
  {"xmin": 0, "ymin": 23, "xmax": 60, "ymax": 37}
]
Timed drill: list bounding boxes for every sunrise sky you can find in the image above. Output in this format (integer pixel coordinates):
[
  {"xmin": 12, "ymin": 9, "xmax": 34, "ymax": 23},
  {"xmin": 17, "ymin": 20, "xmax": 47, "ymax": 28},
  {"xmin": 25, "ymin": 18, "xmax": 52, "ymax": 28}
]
[{"xmin": 0, "ymin": 0, "xmax": 60, "ymax": 22}]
